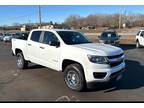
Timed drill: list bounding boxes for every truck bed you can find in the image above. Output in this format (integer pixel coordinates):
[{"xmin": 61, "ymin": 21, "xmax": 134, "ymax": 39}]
[{"xmin": 11, "ymin": 38, "xmax": 27, "ymax": 56}]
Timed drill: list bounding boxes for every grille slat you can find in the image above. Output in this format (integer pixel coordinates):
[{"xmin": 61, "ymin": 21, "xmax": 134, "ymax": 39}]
[
  {"xmin": 107, "ymin": 53, "xmax": 124, "ymax": 67},
  {"xmin": 107, "ymin": 53, "xmax": 124, "ymax": 59},
  {"xmin": 109, "ymin": 60, "xmax": 123, "ymax": 67}
]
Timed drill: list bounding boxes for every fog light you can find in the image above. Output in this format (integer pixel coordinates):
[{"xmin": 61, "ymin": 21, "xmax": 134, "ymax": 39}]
[{"xmin": 93, "ymin": 72, "xmax": 107, "ymax": 79}]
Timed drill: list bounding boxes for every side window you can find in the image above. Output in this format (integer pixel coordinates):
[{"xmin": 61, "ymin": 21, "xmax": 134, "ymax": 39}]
[
  {"xmin": 43, "ymin": 31, "xmax": 58, "ymax": 44},
  {"xmin": 31, "ymin": 31, "xmax": 42, "ymax": 42},
  {"xmin": 140, "ymin": 31, "xmax": 144, "ymax": 37},
  {"xmin": 137, "ymin": 31, "xmax": 141, "ymax": 36}
]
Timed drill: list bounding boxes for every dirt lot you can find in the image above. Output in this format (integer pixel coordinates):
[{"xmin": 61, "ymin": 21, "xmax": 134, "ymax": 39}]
[{"xmin": 0, "ymin": 42, "xmax": 144, "ymax": 102}]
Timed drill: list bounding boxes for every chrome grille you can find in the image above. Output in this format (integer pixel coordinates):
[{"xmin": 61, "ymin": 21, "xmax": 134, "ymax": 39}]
[
  {"xmin": 107, "ymin": 53, "xmax": 124, "ymax": 67},
  {"xmin": 107, "ymin": 53, "xmax": 124, "ymax": 59}
]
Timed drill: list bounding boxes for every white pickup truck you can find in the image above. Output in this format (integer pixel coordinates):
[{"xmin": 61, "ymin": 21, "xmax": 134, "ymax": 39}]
[
  {"xmin": 136, "ymin": 30, "xmax": 144, "ymax": 48},
  {"xmin": 12, "ymin": 29, "xmax": 125, "ymax": 91}
]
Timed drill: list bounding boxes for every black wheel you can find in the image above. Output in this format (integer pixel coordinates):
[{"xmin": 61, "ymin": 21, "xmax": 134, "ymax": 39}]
[
  {"xmin": 64, "ymin": 63, "xmax": 86, "ymax": 91},
  {"xmin": 16, "ymin": 52, "xmax": 28, "ymax": 69},
  {"xmin": 136, "ymin": 40, "xmax": 141, "ymax": 48}
]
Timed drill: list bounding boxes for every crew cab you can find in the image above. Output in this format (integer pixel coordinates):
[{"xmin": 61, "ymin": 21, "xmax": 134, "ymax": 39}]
[
  {"xmin": 12, "ymin": 29, "xmax": 125, "ymax": 91},
  {"xmin": 136, "ymin": 30, "xmax": 144, "ymax": 48}
]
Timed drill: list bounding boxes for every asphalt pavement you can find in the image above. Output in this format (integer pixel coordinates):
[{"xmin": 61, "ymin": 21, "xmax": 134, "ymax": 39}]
[{"xmin": 0, "ymin": 42, "xmax": 144, "ymax": 102}]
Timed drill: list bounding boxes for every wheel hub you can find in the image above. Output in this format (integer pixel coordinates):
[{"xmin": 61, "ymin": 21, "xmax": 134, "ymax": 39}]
[
  {"xmin": 67, "ymin": 71, "xmax": 79, "ymax": 87},
  {"xmin": 17, "ymin": 56, "xmax": 23, "ymax": 67}
]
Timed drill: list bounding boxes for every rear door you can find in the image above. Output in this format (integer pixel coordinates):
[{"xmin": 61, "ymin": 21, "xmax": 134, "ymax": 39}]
[
  {"xmin": 27, "ymin": 31, "xmax": 43, "ymax": 63},
  {"xmin": 38, "ymin": 31, "xmax": 61, "ymax": 70}
]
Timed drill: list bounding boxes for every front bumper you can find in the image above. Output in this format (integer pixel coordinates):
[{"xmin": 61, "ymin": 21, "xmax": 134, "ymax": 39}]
[
  {"xmin": 99, "ymin": 40, "xmax": 120, "ymax": 46},
  {"xmin": 84, "ymin": 61, "xmax": 125, "ymax": 83}
]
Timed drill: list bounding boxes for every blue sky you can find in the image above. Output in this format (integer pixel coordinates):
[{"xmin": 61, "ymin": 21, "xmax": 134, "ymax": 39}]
[{"xmin": 0, "ymin": 5, "xmax": 144, "ymax": 26}]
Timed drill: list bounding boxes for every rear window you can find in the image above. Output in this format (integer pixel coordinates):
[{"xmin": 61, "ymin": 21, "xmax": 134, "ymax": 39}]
[
  {"xmin": 140, "ymin": 31, "xmax": 144, "ymax": 37},
  {"xmin": 31, "ymin": 31, "xmax": 42, "ymax": 42}
]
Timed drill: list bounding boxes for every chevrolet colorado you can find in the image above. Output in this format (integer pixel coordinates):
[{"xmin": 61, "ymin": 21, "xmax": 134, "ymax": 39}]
[
  {"xmin": 136, "ymin": 30, "xmax": 144, "ymax": 48},
  {"xmin": 12, "ymin": 29, "xmax": 125, "ymax": 91}
]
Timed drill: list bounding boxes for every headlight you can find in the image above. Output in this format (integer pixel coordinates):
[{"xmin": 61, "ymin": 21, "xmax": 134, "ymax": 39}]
[
  {"xmin": 87, "ymin": 55, "xmax": 108, "ymax": 64},
  {"xmin": 99, "ymin": 40, "xmax": 105, "ymax": 43}
]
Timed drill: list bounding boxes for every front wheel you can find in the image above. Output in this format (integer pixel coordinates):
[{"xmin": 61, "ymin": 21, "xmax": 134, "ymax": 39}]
[
  {"xmin": 64, "ymin": 64, "xmax": 86, "ymax": 92},
  {"xmin": 16, "ymin": 52, "xmax": 28, "ymax": 69}
]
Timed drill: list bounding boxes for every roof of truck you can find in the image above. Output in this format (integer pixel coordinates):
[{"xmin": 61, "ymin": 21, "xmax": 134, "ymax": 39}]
[{"xmin": 31, "ymin": 29, "xmax": 74, "ymax": 32}]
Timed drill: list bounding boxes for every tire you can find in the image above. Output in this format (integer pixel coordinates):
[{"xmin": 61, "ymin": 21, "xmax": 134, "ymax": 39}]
[
  {"xmin": 64, "ymin": 63, "xmax": 86, "ymax": 91},
  {"xmin": 136, "ymin": 40, "xmax": 141, "ymax": 48},
  {"xmin": 16, "ymin": 52, "xmax": 28, "ymax": 69}
]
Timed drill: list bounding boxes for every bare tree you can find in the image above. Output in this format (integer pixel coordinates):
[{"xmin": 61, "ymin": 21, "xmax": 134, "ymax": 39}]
[{"xmin": 64, "ymin": 13, "xmax": 144, "ymax": 29}]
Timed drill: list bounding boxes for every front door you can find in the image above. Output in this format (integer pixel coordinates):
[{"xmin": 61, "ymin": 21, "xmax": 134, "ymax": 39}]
[{"xmin": 39, "ymin": 31, "xmax": 61, "ymax": 71}]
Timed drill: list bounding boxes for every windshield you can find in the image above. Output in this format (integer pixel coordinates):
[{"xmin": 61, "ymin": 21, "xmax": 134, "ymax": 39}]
[
  {"xmin": 101, "ymin": 32, "xmax": 117, "ymax": 39},
  {"xmin": 57, "ymin": 31, "xmax": 92, "ymax": 45}
]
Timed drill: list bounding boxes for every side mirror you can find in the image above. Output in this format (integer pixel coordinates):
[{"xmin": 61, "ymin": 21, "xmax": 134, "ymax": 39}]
[
  {"xmin": 119, "ymin": 35, "xmax": 121, "ymax": 38},
  {"xmin": 98, "ymin": 35, "xmax": 100, "ymax": 38},
  {"xmin": 49, "ymin": 41, "xmax": 60, "ymax": 47}
]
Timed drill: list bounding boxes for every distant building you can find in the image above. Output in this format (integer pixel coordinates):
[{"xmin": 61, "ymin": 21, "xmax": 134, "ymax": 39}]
[
  {"xmin": 38, "ymin": 25, "xmax": 54, "ymax": 29},
  {"xmin": 20, "ymin": 25, "xmax": 30, "ymax": 32}
]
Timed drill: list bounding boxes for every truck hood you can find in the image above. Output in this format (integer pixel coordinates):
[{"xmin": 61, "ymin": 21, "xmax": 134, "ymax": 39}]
[{"xmin": 73, "ymin": 43, "xmax": 123, "ymax": 56}]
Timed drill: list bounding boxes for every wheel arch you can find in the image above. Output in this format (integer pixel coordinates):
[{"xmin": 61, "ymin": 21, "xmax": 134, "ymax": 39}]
[
  {"xmin": 15, "ymin": 48, "xmax": 23, "ymax": 55},
  {"xmin": 136, "ymin": 39, "xmax": 139, "ymax": 42},
  {"xmin": 62, "ymin": 59, "xmax": 84, "ymax": 73}
]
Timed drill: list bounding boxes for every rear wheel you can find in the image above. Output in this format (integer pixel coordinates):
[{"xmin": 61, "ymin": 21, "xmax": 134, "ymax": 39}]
[
  {"xmin": 16, "ymin": 52, "xmax": 28, "ymax": 69},
  {"xmin": 64, "ymin": 64, "xmax": 86, "ymax": 91}
]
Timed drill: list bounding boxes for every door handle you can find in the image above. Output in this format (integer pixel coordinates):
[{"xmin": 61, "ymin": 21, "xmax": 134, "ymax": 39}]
[
  {"xmin": 40, "ymin": 46, "xmax": 45, "ymax": 49},
  {"xmin": 28, "ymin": 43, "xmax": 32, "ymax": 46}
]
